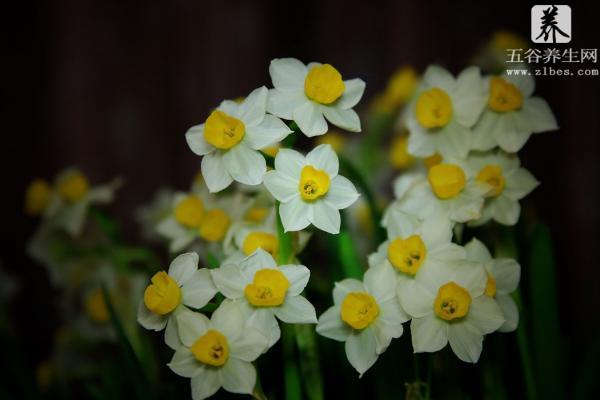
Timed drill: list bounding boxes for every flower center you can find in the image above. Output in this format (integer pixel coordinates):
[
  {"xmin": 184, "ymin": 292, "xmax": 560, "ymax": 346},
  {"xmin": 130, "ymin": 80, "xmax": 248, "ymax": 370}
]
[
  {"xmin": 191, "ymin": 329, "xmax": 229, "ymax": 367},
  {"xmin": 304, "ymin": 64, "xmax": 346, "ymax": 104},
  {"xmin": 341, "ymin": 292, "xmax": 380, "ymax": 330},
  {"xmin": 476, "ymin": 164, "xmax": 506, "ymax": 197},
  {"xmin": 85, "ymin": 288, "xmax": 109, "ymax": 324},
  {"xmin": 415, "ymin": 88, "xmax": 453, "ymax": 129},
  {"xmin": 385, "ymin": 66, "xmax": 418, "ymax": 107},
  {"xmin": 434, "ymin": 282, "xmax": 472, "ymax": 321},
  {"xmin": 25, "ymin": 179, "xmax": 51, "ymax": 216},
  {"xmin": 428, "ymin": 164, "xmax": 466, "ymax": 199},
  {"xmin": 299, "ymin": 165, "xmax": 330, "ymax": 201},
  {"xmin": 390, "ymin": 136, "xmax": 415, "ymax": 169},
  {"xmin": 58, "ymin": 171, "xmax": 89, "ymax": 202},
  {"xmin": 387, "ymin": 235, "xmax": 427, "ymax": 275},
  {"xmin": 488, "ymin": 77, "xmax": 523, "ymax": 112},
  {"xmin": 203, "ymin": 110, "xmax": 246, "ymax": 150},
  {"xmin": 245, "ymin": 207, "xmax": 269, "ymax": 223},
  {"xmin": 143, "ymin": 271, "xmax": 181, "ymax": 315},
  {"xmin": 199, "ymin": 209, "xmax": 231, "ymax": 242},
  {"xmin": 485, "ymin": 273, "xmax": 497, "ymax": 297},
  {"xmin": 243, "ymin": 232, "xmax": 279, "ymax": 257},
  {"xmin": 174, "ymin": 195, "xmax": 205, "ymax": 228},
  {"xmin": 244, "ymin": 269, "xmax": 290, "ymax": 307}
]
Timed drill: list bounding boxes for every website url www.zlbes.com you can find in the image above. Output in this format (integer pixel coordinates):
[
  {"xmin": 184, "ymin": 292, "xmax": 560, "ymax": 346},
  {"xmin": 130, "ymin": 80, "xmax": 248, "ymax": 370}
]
[{"xmin": 506, "ymin": 67, "xmax": 599, "ymax": 76}]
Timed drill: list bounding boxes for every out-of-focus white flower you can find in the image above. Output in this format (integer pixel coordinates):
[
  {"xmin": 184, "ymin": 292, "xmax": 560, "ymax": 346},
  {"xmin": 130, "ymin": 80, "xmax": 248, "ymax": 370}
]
[
  {"xmin": 405, "ymin": 66, "xmax": 487, "ymax": 158},
  {"xmin": 211, "ymin": 249, "xmax": 317, "ymax": 347},
  {"xmin": 137, "ymin": 252, "xmax": 217, "ymax": 349},
  {"xmin": 168, "ymin": 301, "xmax": 269, "ymax": 400},
  {"xmin": 316, "ymin": 265, "xmax": 408, "ymax": 376},
  {"xmin": 186, "ymin": 87, "xmax": 292, "ymax": 192},
  {"xmin": 267, "ymin": 58, "xmax": 365, "ymax": 137},
  {"xmin": 398, "ymin": 260, "xmax": 504, "ymax": 363},
  {"xmin": 472, "ymin": 73, "xmax": 558, "ymax": 153},
  {"xmin": 135, "ymin": 187, "xmax": 175, "ymax": 242},
  {"xmin": 263, "ymin": 144, "xmax": 360, "ymax": 234},
  {"xmin": 465, "ymin": 238, "xmax": 520, "ymax": 332}
]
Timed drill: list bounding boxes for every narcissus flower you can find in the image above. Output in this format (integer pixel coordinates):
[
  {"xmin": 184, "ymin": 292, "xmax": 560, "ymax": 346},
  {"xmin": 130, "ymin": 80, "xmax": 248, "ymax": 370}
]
[
  {"xmin": 168, "ymin": 300, "xmax": 269, "ymax": 400},
  {"xmin": 465, "ymin": 238, "xmax": 520, "ymax": 332},
  {"xmin": 464, "ymin": 151, "xmax": 539, "ymax": 225},
  {"xmin": 211, "ymin": 249, "xmax": 317, "ymax": 347},
  {"xmin": 316, "ymin": 264, "xmax": 408, "ymax": 376},
  {"xmin": 186, "ymin": 86, "xmax": 292, "ymax": 192},
  {"xmin": 263, "ymin": 144, "xmax": 360, "ymax": 234},
  {"xmin": 25, "ymin": 179, "xmax": 52, "ymax": 216},
  {"xmin": 137, "ymin": 252, "xmax": 217, "ymax": 349},
  {"xmin": 472, "ymin": 73, "xmax": 558, "ymax": 153},
  {"xmin": 267, "ymin": 58, "xmax": 365, "ymax": 137},
  {"xmin": 398, "ymin": 261, "xmax": 504, "ymax": 363},
  {"xmin": 405, "ymin": 66, "xmax": 487, "ymax": 158}
]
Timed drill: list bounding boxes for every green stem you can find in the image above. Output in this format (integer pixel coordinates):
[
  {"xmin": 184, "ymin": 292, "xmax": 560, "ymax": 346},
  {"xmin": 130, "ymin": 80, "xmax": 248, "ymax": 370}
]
[
  {"xmin": 513, "ymin": 290, "xmax": 537, "ymax": 400},
  {"xmin": 294, "ymin": 324, "xmax": 324, "ymax": 400},
  {"xmin": 337, "ymin": 228, "xmax": 364, "ymax": 279}
]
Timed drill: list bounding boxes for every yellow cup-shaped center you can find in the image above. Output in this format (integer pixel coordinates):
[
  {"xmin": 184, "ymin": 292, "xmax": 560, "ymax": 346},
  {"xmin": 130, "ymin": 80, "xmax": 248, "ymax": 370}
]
[
  {"xmin": 243, "ymin": 231, "xmax": 279, "ymax": 258},
  {"xmin": 244, "ymin": 207, "xmax": 269, "ymax": 223},
  {"xmin": 488, "ymin": 77, "xmax": 523, "ymax": 112},
  {"xmin": 199, "ymin": 209, "xmax": 231, "ymax": 242},
  {"xmin": 384, "ymin": 66, "xmax": 418, "ymax": 108},
  {"xmin": 341, "ymin": 292, "xmax": 380, "ymax": 330},
  {"xmin": 428, "ymin": 164, "xmax": 467, "ymax": 199},
  {"xmin": 299, "ymin": 165, "xmax": 330, "ymax": 201},
  {"xmin": 485, "ymin": 273, "xmax": 497, "ymax": 297},
  {"xmin": 434, "ymin": 282, "xmax": 472, "ymax": 321},
  {"xmin": 415, "ymin": 88, "xmax": 453, "ymax": 129},
  {"xmin": 244, "ymin": 269, "xmax": 290, "ymax": 307},
  {"xmin": 476, "ymin": 164, "xmax": 506, "ymax": 197},
  {"xmin": 191, "ymin": 329, "xmax": 229, "ymax": 367},
  {"xmin": 143, "ymin": 271, "xmax": 181, "ymax": 315},
  {"xmin": 304, "ymin": 64, "xmax": 345, "ymax": 104},
  {"xmin": 203, "ymin": 110, "xmax": 246, "ymax": 150},
  {"xmin": 58, "ymin": 171, "xmax": 90, "ymax": 202},
  {"xmin": 174, "ymin": 195, "xmax": 205, "ymax": 228},
  {"xmin": 387, "ymin": 235, "xmax": 427, "ymax": 275},
  {"xmin": 85, "ymin": 288, "xmax": 110, "ymax": 324},
  {"xmin": 25, "ymin": 179, "xmax": 51, "ymax": 216},
  {"xmin": 390, "ymin": 135, "xmax": 415, "ymax": 169}
]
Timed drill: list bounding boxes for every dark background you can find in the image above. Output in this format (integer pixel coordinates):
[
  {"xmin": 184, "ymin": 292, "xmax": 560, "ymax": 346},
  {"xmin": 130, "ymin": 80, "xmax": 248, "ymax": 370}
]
[{"xmin": 4, "ymin": 0, "xmax": 600, "ymax": 397}]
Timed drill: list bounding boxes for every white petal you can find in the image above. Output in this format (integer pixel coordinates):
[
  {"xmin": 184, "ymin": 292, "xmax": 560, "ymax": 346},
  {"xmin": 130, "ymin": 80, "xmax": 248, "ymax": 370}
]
[
  {"xmin": 176, "ymin": 309, "xmax": 210, "ymax": 347},
  {"xmin": 280, "ymin": 265, "xmax": 310, "ymax": 296},
  {"xmin": 263, "ymin": 171, "xmax": 299, "ymax": 203},
  {"xmin": 168, "ymin": 252, "xmax": 199, "ymax": 286},
  {"xmin": 364, "ymin": 263, "xmax": 397, "ymax": 303},
  {"xmin": 316, "ymin": 306, "xmax": 351, "ymax": 341},
  {"xmin": 490, "ymin": 259, "xmax": 520, "ymax": 293},
  {"xmin": 274, "ymin": 148, "xmax": 305, "ymax": 179},
  {"xmin": 336, "ymin": 78, "xmax": 366, "ymax": 109},
  {"xmin": 238, "ymin": 86, "xmax": 267, "ymax": 127},
  {"xmin": 321, "ymin": 106, "xmax": 361, "ymax": 132},
  {"xmin": 186, "ymin": 124, "xmax": 213, "ymax": 156},
  {"xmin": 191, "ymin": 370, "xmax": 222, "ymax": 400},
  {"xmin": 137, "ymin": 301, "xmax": 168, "ymax": 331},
  {"xmin": 467, "ymin": 296, "xmax": 504, "ymax": 334},
  {"xmin": 411, "ymin": 315, "xmax": 448, "ymax": 353},
  {"xmin": 222, "ymin": 358, "xmax": 256, "ymax": 395},
  {"xmin": 308, "ymin": 202, "xmax": 340, "ymax": 234},
  {"xmin": 452, "ymin": 67, "xmax": 486, "ymax": 127},
  {"xmin": 505, "ymin": 73, "xmax": 535, "ymax": 97},
  {"xmin": 464, "ymin": 238, "xmax": 492, "ymax": 263},
  {"xmin": 422, "ymin": 65, "xmax": 455, "ymax": 91},
  {"xmin": 211, "ymin": 263, "xmax": 247, "ymax": 299},
  {"xmin": 522, "ymin": 97, "xmax": 558, "ymax": 133},
  {"xmin": 266, "ymin": 89, "xmax": 307, "ymax": 120},
  {"xmin": 489, "ymin": 196, "xmax": 520, "ymax": 225},
  {"xmin": 504, "ymin": 168, "xmax": 539, "ymax": 200},
  {"xmin": 436, "ymin": 121, "xmax": 472, "ymax": 158},
  {"xmin": 420, "ymin": 217, "xmax": 454, "ymax": 251},
  {"xmin": 218, "ymin": 100, "xmax": 240, "ymax": 117},
  {"xmin": 224, "ymin": 144, "xmax": 266, "ymax": 186},
  {"xmin": 201, "ymin": 152, "xmax": 233, "ymax": 193},
  {"xmin": 241, "ymin": 249, "xmax": 277, "ymax": 277},
  {"xmin": 373, "ymin": 318, "xmax": 404, "ymax": 354},
  {"xmin": 406, "ymin": 120, "xmax": 436, "ymax": 157},
  {"xmin": 279, "ymin": 196, "xmax": 311, "ymax": 232},
  {"xmin": 229, "ymin": 326, "xmax": 269, "ymax": 361},
  {"xmin": 497, "ymin": 294, "xmax": 519, "ymax": 332},
  {"xmin": 345, "ymin": 328, "xmax": 378, "ymax": 377},
  {"xmin": 244, "ymin": 114, "xmax": 292, "ymax": 150},
  {"xmin": 245, "ymin": 307, "xmax": 280, "ymax": 348},
  {"xmin": 211, "ymin": 300, "xmax": 246, "ymax": 342},
  {"xmin": 269, "ymin": 58, "xmax": 307, "ymax": 90},
  {"xmin": 168, "ymin": 348, "xmax": 201, "ymax": 378},
  {"xmin": 397, "ymin": 280, "xmax": 434, "ymax": 318},
  {"xmin": 378, "ymin": 297, "xmax": 410, "ymax": 325},
  {"xmin": 165, "ymin": 314, "xmax": 182, "ymax": 350},
  {"xmin": 333, "ymin": 279, "xmax": 366, "ymax": 305},
  {"xmin": 472, "ymin": 111, "xmax": 501, "ymax": 151},
  {"xmin": 494, "ymin": 114, "xmax": 531, "ymax": 152},
  {"xmin": 293, "ymin": 101, "xmax": 328, "ymax": 137},
  {"xmin": 447, "ymin": 321, "xmax": 483, "ymax": 363},
  {"xmin": 274, "ymin": 296, "xmax": 317, "ymax": 323},
  {"xmin": 182, "ymin": 269, "xmax": 217, "ymax": 308},
  {"xmin": 306, "ymin": 144, "xmax": 339, "ymax": 177}
]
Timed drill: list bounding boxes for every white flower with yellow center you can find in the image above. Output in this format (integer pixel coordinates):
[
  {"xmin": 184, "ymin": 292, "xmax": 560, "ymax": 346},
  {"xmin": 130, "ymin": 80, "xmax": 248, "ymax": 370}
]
[
  {"xmin": 316, "ymin": 265, "xmax": 408, "ymax": 377},
  {"xmin": 369, "ymin": 210, "xmax": 465, "ymax": 284},
  {"xmin": 137, "ymin": 252, "xmax": 217, "ymax": 349},
  {"xmin": 405, "ymin": 66, "xmax": 487, "ymax": 158},
  {"xmin": 464, "ymin": 151, "xmax": 539, "ymax": 225},
  {"xmin": 185, "ymin": 86, "xmax": 292, "ymax": 192},
  {"xmin": 465, "ymin": 238, "xmax": 520, "ymax": 332},
  {"xmin": 168, "ymin": 300, "xmax": 269, "ymax": 400},
  {"xmin": 398, "ymin": 261, "xmax": 504, "ymax": 363},
  {"xmin": 41, "ymin": 168, "xmax": 121, "ymax": 236},
  {"xmin": 263, "ymin": 144, "xmax": 360, "ymax": 234},
  {"xmin": 211, "ymin": 249, "xmax": 317, "ymax": 347},
  {"xmin": 266, "ymin": 58, "xmax": 365, "ymax": 137},
  {"xmin": 388, "ymin": 163, "xmax": 488, "ymax": 224},
  {"xmin": 472, "ymin": 73, "xmax": 558, "ymax": 153}
]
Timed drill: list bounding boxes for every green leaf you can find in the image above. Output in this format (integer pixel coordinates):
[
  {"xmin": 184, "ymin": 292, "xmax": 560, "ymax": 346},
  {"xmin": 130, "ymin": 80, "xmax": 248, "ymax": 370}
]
[
  {"xmin": 282, "ymin": 324, "xmax": 302, "ymax": 400},
  {"xmin": 337, "ymin": 228, "xmax": 364, "ymax": 279},
  {"xmin": 295, "ymin": 324, "xmax": 324, "ymax": 400}
]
